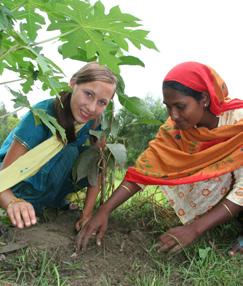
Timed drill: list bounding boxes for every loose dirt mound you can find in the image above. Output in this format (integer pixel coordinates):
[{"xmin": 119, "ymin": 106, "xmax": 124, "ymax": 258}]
[{"xmin": 1, "ymin": 210, "xmax": 160, "ymax": 285}]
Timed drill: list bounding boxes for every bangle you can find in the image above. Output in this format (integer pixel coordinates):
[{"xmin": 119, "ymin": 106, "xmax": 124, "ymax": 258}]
[
  {"xmin": 6, "ymin": 198, "xmax": 25, "ymax": 209},
  {"xmin": 222, "ymin": 203, "xmax": 233, "ymax": 218},
  {"xmin": 120, "ymin": 184, "xmax": 131, "ymax": 193}
]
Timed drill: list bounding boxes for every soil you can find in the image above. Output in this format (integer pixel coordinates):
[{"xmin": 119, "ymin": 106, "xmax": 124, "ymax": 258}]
[{"xmin": 0, "ymin": 209, "xmax": 169, "ymax": 286}]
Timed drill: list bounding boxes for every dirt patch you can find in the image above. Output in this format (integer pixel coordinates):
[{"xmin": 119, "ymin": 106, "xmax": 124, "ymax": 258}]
[{"xmin": 0, "ymin": 210, "xmax": 161, "ymax": 286}]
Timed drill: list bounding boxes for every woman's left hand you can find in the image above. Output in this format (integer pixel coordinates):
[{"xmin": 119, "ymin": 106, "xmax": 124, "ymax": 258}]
[{"xmin": 158, "ymin": 223, "xmax": 200, "ymax": 254}]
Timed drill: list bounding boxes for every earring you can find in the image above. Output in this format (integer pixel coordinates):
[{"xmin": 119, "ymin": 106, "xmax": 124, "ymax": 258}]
[{"xmin": 204, "ymin": 103, "xmax": 208, "ymax": 107}]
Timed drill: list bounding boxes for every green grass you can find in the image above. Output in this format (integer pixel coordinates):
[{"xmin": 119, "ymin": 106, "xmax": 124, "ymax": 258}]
[
  {"xmin": 0, "ymin": 174, "xmax": 242, "ymax": 285},
  {"xmin": 0, "ymin": 248, "xmax": 68, "ymax": 286}
]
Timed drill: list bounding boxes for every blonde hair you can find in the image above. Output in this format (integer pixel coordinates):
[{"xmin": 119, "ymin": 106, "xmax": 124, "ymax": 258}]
[
  {"xmin": 55, "ymin": 62, "xmax": 117, "ymax": 142},
  {"xmin": 71, "ymin": 62, "xmax": 117, "ymax": 90}
]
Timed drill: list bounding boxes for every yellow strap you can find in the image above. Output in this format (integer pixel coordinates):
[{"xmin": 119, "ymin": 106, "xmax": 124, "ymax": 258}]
[
  {"xmin": 0, "ymin": 136, "xmax": 64, "ymax": 192},
  {"xmin": 0, "ymin": 123, "xmax": 85, "ymax": 193}
]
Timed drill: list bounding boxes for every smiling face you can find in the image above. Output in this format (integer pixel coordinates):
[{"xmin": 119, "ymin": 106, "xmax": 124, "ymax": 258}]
[
  {"xmin": 70, "ymin": 81, "xmax": 116, "ymax": 123},
  {"xmin": 163, "ymin": 87, "xmax": 207, "ymax": 130}
]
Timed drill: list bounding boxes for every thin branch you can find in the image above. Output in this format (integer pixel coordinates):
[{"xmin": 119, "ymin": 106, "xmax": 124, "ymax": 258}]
[
  {"xmin": 0, "ymin": 78, "xmax": 24, "ymax": 85},
  {"xmin": 0, "ymin": 107, "xmax": 24, "ymax": 119},
  {"xmin": 0, "ymin": 27, "xmax": 79, "ymax": 62},
  {"xmin": 30, "ymin": 27, "xmax": 79, "ymax": 47},
  {"xmin": 0, "ymin": 44, "xmax": 20, "ymax": 61}
]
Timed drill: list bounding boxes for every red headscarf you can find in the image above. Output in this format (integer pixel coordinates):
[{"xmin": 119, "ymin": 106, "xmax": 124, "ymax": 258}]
[
  {"xmin": 125, "ymin": 62, "xmax": 243, "ymax": 185},
  {"xmin": 163, "ymin": 61, "xmax": 243, "ymax": 115}
]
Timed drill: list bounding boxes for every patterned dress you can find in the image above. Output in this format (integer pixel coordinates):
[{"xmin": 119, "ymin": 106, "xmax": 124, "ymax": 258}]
[{"xmin": 161, "ymin": 109, "xmax": 243, "ymax": 224}]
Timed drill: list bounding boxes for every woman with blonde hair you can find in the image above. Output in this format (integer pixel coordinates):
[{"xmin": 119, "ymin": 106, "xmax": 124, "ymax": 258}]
[{"xmin": 0, "ymin": 62, "xmax": 117, "ymax": 230}]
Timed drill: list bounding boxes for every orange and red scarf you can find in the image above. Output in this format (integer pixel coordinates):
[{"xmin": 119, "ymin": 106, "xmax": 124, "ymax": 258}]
[{"xmin": 125, "ymin": 62, "xmax": 243, "ymax": 185}]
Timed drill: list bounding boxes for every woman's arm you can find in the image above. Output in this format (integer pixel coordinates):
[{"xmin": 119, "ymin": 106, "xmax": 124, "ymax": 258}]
[
  {"xmin": 76, "ymin": 180, "xmax": 141, "ymax": 251},
  {"xmin": 159, "ymin": 199, "xmax": 242, "ymax": 253},
  {"xmin": 75, "ymin": 185, "xmax": 101, "ymax": 231},
  {"xmin": 0, "ymin": 139, "xmax": 37, "ymax": 228}
]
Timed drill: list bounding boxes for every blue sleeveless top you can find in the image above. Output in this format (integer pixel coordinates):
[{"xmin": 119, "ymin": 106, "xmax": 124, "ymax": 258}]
[{"xmin": 0, "ymin": 99, "xmax": 98, "ymax": 211}]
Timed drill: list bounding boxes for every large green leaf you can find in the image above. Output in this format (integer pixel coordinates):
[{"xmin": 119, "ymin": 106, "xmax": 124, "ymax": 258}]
[
  {"xmin": 106, "ymin": 143, "xmax": 127, "ymax": 167},
  {"xmin": 73, "ymin": 145, "xmax": 101, "ymax": 186},
  {"xmin": 46, "ymin": 0, "xmax": 157, "ymax": 73},
  {"xmin": 118, "ymin": 93, "xmax": 154, "ymax": 119}
]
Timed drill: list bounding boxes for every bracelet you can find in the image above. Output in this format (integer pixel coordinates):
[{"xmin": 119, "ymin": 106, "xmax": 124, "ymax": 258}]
[
  {"xmin": 120, "ymin": 184, "xmax": 131, "ymax": 193},
  {"xmin": 222, "ymin": 203, "xmax": 233, "ymax": 218},
  {"xmin": 6, "ymin": 198, "xmax": 25, "ymax": 209}
]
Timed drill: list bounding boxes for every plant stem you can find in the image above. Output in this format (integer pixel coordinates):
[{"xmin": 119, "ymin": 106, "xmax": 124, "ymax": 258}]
[{"xmin": 0, "ymin": 78, "xmax": 23, "ymax": 85}]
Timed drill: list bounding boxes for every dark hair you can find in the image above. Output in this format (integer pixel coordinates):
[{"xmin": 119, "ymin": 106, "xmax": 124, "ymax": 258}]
[
  {"xmin": 54, "ymin": 62, "xmax": 117, "ymax": 143},
  {"xmin": 163, "ymin": 81, "xmax": 203, "ymax": 101},
  {"xmin": 54, "ymin": 91, "xmax": 75, "ymax": 142}
]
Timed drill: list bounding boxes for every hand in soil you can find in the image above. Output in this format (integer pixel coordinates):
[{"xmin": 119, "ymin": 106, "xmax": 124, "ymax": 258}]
[
  {"xmin": 75, "ymin": 207, "xmax": 109, "ymax": 251},
  {"xmin": 7, "ymin": 201, "xmax": 37, "ymax": 228},
  {"xmin": 75, "ymin": 213, "xmax": 93, "ymax": 231},
  {"xmin": 228, "ymin": 234, "xmax": 243, "ymax": 256},
  {"xmin": 158, "ymin": 224, "xmax": 199, "ymax": 254}
]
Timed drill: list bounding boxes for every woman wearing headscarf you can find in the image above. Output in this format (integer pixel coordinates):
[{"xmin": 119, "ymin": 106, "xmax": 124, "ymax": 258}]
[{"xmin": 76, "ymin": 61, "xmax": 243, "ymax": 255}]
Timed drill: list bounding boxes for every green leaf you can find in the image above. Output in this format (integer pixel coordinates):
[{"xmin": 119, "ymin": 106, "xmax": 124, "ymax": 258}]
[
  {"xmin": 36, "ymin": 54, "xmax": 52, "ymax": 74},
  {"xmin": 106, "ymin": 143, "xmax": 127, "ymax": 167},
  {"xmin": 0, "ymin": 6, "xmax": 14, "ymax": 31},
  {"xmin": 198, "ymin": 247, "xmax": 211, "ymax": 262},
  {"xmin": 21, "ymin": 77, "xmax": 34, "ymax": 94},
  {"xmin": 46, "ymin": 0, "xmax": 157, "ymax": 73},
  {"xmin": 118, "ymin": 93, "xmax": 154, "ymax": 119},
  {"xmin": 89, "ymin": 129, "xmax": 103, "ymax": 141},
  {"xmin": 7, "ymin": 88, "xmax": 31, "ymax": 109},
  {"xmin": 14, "ymin": 1, "xmax": 46, "ymax": 41},
  {"xmin": 119, "ymin": 56, "xmax": 145, "ymax": 67},
  {"xmin": 31, "ymin": 108, "xmax": 67, "ymax": 143},
  {"xmin": 73, "ymin": 145, "xmax": 101, "ymax": 186},
  {"xmin": 132, "ymin": 118, "xmax": 163, "ymax": 125},
  {"xmin": 110, "ymin": 119, "xmax": 119, "ymax": 138},
  {"xmin": 108, "ymin": 5, "xmax": 141, "ymax": 25}
]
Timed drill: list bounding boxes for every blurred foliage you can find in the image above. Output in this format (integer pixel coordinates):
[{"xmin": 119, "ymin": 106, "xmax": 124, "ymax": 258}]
[
  {"xmin": 0, "ymin": 103, "xmax": 19, "ymax": 145},
  {"xmin": 116, "ymin": 95, "xmax": 168, "ymax": 166}
]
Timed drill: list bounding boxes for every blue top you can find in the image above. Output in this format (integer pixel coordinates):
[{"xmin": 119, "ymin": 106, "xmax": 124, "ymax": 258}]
[{"xmin": 0, "ymin": 99, "xmax": 97, "ymax": 212}]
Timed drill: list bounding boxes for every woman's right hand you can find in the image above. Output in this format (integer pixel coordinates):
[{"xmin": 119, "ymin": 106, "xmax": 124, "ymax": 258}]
[
  {"xmin": 75, "ymin": 212, "xmax": 93, "ymax": 232},
  {"xmin": 7, "ymin": 199, "xmax": 37, "ymax": 228},
  {"xmin": 76, "ymin": 206, "xmax": 109, "ymax": 251}
]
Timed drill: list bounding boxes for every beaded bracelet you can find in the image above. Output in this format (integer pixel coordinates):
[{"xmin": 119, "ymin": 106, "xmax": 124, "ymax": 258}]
[{"xmin": 7, "ymin": 198, "xmax": 25, "ymax": 209}]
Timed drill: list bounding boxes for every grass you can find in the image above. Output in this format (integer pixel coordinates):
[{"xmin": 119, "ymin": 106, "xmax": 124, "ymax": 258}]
[
  {"xmin": 0, "ymin": 247, "xmax": 69, "ymax": 286},
  {"xmin": 0, "ymin": 175, "xmax": 242, "ymax": 285}
]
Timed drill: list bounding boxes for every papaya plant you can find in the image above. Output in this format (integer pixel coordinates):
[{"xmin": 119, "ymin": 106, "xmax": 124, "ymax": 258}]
[
  {"xmin": 0, "ymin": 0, "xmax": 158, "ymax": 129},
  {"xmin": 0, "ymin": 0, "xmax": 158, "ymax": 201}
]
